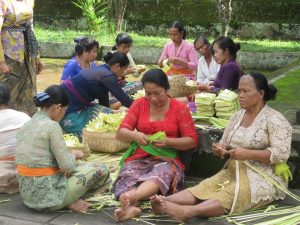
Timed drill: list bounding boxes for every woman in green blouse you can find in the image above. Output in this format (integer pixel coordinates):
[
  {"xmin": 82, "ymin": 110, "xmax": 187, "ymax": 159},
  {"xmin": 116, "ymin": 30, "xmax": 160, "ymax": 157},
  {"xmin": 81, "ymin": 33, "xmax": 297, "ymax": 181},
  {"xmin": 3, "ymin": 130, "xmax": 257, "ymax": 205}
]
[{"xmin": 16, "ymin": 85, "xmax": 111, "ymax": 213}]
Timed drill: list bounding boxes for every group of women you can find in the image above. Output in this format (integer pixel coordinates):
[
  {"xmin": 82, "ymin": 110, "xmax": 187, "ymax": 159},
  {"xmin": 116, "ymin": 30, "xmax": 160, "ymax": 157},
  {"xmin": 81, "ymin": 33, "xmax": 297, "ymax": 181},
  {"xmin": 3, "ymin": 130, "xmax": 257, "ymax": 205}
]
[{"xmin": 0, "ymin": 1, "xmax": 294, "ymax": 223}]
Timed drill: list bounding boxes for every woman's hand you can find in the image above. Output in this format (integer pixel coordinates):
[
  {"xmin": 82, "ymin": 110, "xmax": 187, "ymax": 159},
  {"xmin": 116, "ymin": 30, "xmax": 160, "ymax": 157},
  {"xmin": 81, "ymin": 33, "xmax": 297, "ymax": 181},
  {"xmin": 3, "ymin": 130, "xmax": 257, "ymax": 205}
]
[
  {"xmin": 70, "ymin": 150, "xmax": 84, "ymax": 160},
  {"xmin": 197, "ymin": 84, "xmax": 211, "ymax": 92},
  {"xmin": 0, "ymin": 62, "xmax": 10, "ymax": 74},
  {"xmin": 35, "ymin": 58, "xmax": 43, "ymax": 74},
  {"xmin": 212, "ymin": 143, "xmax": 229, "ymax": 159},
  {"xmin": 152, "ymin": 138, "xmax": 168, "ymax": 148},
  {"xmin": 158, "ymin": 60, "xmax": 164, "ymax": 68},
  {"xmin": 124, "ymin": 67, "xmax": 136, "ymax": 75},
  {"xmin": 228, "ymin": 147, "xmax": 249, "ymax": 161},
  {"xmin": 168, "ymin": 57, "xmax": 187, "ymax": 67},
  {"xmin": 133, "ymin": 131, "xmax": 149, "ymax": 146}
]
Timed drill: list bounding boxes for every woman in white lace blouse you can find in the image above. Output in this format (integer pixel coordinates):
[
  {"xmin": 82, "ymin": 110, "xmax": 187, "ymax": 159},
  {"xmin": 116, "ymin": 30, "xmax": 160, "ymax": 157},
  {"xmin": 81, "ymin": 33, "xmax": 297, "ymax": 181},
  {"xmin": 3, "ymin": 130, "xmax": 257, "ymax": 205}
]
[{"xmin": 150, "ymin": 72, "xmax": 292, "ymax": 222}]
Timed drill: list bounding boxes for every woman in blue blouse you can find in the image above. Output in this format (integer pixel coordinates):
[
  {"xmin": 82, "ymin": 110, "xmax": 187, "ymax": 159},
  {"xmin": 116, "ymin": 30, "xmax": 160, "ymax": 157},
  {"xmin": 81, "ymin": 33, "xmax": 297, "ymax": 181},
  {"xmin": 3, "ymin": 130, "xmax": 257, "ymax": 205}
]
[
  {"xmin": 60, "ymin": 37, "xmax": 99, "ymax": 83},
  {"xmin": 60, "ymin": 52, "xmax": 134, "ymax": 136}
]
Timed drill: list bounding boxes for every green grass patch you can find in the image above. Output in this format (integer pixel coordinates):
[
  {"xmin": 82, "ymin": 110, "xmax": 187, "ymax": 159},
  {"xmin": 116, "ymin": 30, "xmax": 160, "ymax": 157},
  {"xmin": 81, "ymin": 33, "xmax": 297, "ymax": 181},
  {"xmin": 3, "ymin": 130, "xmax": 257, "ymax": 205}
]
[
  {"xmin": 35, "ymin": 25, "xmax": 300, "ymax": 52},
  {"xmin": 269, "ymin": 68, "xmax": 300, "ymax": 123}
]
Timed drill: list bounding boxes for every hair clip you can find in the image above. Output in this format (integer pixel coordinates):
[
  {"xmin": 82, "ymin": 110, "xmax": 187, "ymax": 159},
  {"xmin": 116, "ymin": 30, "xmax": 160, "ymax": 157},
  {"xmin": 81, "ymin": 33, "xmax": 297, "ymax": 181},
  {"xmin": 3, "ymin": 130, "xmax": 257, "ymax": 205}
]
[{"xmin": 35, "ymin": 92, "xmax": 50, "ymax": 102}]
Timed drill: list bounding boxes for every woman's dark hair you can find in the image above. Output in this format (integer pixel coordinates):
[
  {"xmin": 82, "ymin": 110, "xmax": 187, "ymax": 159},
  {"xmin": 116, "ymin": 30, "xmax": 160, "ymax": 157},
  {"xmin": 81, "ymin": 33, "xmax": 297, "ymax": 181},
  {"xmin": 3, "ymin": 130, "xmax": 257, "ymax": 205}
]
[
  {"xmin": 0, "ymin": 83, "xmax": 10, "ymax": 106},
  {"xmin": 74, "ymin": 37, "xmax": 99, "ymax": 56},
  {"xmin": 194, "ymin": 36, "xmax": 210, "ymax": 46},
  {"xmin": 34, "ymin": 85, "xmax": 69, "ymax": 108},
  {"xmin": 247, "ymin": 72, "xmax": 277, "ymax": 102},
  {"xmin": 169, "ymin": 21, "xmax": 187, "ymax": 40},
  {"xmin": 212, "ymin": 36, "xmax": 240, "ymax": 59},
  {"xmin": 103, "ymin": 52, "xmax": 129, "ymax": 68},
  {"xmin": 112, "ymin": 33, "xmax": 133, "ymax": 51},
  {"xmin": 141, "ymin": 69, "xmax": 170, "ymax": 91}
]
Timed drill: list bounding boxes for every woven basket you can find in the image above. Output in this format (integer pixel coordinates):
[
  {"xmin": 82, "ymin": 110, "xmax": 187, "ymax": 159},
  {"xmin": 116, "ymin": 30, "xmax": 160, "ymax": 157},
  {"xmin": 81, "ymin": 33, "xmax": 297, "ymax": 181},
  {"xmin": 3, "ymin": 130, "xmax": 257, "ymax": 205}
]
[
  {"xmin": 83, "ymin": 129, "xmax": 130, "ymax": 153},
  {"xmin": 168, "ymin": 75, "xmax": 198, "ymax": 98},
  {"xmin": 67, "ymin": 141, "xmax": 90, "ymax": 158}
]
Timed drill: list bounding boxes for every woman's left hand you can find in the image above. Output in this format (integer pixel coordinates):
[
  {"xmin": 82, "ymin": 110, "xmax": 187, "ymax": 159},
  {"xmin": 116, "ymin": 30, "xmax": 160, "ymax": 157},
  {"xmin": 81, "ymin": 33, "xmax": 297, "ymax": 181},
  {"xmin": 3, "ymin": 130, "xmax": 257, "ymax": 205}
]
[
  {"xmin": 152, "ymin": 138, "xmax": 168, "ymax": 148},
  {"xmin": 168, "ymin": 57, "xmax": 186, "ymax": 66},
  {"xmin": 35, "ymin": 58, "xmax": 43, "ymax": 74},
  {"xmin": 228, "ymin": 147, "xmax": 249, "ymax": 161}
]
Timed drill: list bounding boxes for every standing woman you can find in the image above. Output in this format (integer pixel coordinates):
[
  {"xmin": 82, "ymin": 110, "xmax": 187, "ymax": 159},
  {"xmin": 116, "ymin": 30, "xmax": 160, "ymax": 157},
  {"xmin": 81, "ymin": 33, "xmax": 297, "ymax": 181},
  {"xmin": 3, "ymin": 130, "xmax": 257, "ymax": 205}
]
[
  {"xmin": 0, "ymin": 0, "xmax": 43, "ymax": 116},
  {"xmin": 60, "ymin": 52, "xmax": 134, "ymax": 136},
  {"xmin": 197, "ymin": 37, "xmax": 242, "ymax": 92},
  {"xmin": 194, "ymin": 36, "xmax": 220, "ymax": 84},
  {"xmin": 158, "ymin": 21, "xmax": 197, "ymax": 79},
  {"xmin": 60, "ymin": 37, "xmax": 99, "ymax": 83}
]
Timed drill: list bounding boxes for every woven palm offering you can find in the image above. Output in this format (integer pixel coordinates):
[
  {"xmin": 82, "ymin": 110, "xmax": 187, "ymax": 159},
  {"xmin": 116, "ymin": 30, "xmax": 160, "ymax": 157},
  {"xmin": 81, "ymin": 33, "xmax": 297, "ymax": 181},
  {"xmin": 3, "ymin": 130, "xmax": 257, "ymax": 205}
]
[
  {"xmin": 64, "ymin": 134, "xmax": 90, "ymax": 158},
  {"xmin": 168, "ymin": 75, "xmax": 198, "ymax": 98}
]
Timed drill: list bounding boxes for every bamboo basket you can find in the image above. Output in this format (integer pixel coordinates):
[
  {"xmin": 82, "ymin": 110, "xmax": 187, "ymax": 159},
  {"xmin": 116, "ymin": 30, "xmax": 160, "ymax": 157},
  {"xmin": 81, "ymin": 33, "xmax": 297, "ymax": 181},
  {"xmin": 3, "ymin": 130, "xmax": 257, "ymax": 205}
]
[
  {"xmin": 83, "ymin": 129, "xmax": 130, "ymax": 153},
  {"xmin": 168, "ymin": 75, "xmax": 198, "ymax": 98}
]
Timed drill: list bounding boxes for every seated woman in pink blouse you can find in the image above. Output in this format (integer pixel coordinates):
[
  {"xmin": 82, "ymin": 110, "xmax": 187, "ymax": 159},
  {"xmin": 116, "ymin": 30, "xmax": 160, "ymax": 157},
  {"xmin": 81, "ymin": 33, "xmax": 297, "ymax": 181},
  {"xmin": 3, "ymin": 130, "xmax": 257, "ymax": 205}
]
[{"xmin": 158, "ymin": 21, "xmax": 198, "ymax": 80}]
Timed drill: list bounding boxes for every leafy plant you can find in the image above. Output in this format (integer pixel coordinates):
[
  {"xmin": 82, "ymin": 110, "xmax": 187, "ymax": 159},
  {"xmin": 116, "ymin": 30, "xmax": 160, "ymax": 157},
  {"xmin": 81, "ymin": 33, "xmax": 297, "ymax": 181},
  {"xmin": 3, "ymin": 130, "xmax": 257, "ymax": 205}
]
[{"xmin": 72, "ymin": 0, "xmax": 109, "ymax": 32}]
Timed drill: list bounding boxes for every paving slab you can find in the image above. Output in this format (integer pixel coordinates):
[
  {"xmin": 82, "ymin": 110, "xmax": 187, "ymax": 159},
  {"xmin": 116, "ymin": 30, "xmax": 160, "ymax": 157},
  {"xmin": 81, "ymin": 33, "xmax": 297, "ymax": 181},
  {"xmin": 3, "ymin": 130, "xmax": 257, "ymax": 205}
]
[
  {"xmin": 0, "ymin": 188, "xmax": 299, "ymax": 225},
  {"xmin": 0, "ymin": 215, "xmax": 44, "ymax": 225},
  {"xmin": 0, "ymin": 194, "xmax": 62, "ymax": 224}
]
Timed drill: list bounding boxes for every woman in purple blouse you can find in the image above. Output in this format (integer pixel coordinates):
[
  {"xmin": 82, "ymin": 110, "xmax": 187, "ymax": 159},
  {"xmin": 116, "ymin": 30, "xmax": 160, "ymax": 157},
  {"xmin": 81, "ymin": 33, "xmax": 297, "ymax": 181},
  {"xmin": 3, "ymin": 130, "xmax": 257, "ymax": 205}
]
[{"xmin": 197, "ymin": 37, "xmax": 242, "ymax": 93}]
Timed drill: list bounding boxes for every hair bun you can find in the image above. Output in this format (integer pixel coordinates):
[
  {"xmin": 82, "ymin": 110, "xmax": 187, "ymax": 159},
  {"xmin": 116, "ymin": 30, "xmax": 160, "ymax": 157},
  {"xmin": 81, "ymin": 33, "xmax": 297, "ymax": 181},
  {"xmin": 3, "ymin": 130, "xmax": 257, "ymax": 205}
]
[
  {"xmin": 235, "ymin": 43, "xmax": 241, "ymax": 52},
  {"xmin": 33, "ymin": 92, "xmax": 50, "ymax": 107},
  {"xmin": 103, "ymin": 51, "xmax": 114, "ymax": 63},
  {"xmin": 74, "ymin": 37, "xmax": 83, "ymax": 44},
  {"xmin": 267, "ymin": 84, "xmax": 277, "ymax": 101}
]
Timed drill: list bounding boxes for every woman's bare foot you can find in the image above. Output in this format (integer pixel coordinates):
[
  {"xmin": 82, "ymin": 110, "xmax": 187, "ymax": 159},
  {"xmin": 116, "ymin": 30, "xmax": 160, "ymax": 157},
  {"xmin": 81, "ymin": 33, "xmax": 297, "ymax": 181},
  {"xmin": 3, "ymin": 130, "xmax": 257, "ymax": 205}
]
[
  {"xmin": 150, "ymin": 195, "xmax": 165, "ymax": 215},
  {"xmin": 119, "ymin": 193, "xmax": 131, "ymax": 211},
  {"xmin": 159, "ymin": 197, "xmax": 189, "ymax": 222},
  {"xmin": 67, "ymin": 199, "xmax": 91, "ymax": 213},
  {"xmin": 114, "ymin": 206, "xmax": 141, "ymax": 221}
]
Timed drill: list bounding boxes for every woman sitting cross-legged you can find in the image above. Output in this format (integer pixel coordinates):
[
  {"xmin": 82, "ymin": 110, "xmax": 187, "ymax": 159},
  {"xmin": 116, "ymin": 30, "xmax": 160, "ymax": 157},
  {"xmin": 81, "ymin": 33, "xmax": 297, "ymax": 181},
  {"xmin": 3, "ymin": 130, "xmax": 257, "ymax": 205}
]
[
  {"xmin": 113, "ymin": 69, "xmax": 198, "ymax": 221},
  {"xmin": 16, "ymin": 85, "xmax": 111, "ymax": 213},
  {"xmin": 151, "ymin": 72, "xmax": 292, "ymax": 222}
]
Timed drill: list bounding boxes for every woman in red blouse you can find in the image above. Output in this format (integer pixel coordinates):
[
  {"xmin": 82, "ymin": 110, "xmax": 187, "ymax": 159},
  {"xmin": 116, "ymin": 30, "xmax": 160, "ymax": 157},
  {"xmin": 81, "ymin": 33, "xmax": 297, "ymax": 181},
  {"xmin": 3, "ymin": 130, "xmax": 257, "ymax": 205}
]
[{"xmin": 113, "ymin": 69, "xmax": 198, "ymax": 221}]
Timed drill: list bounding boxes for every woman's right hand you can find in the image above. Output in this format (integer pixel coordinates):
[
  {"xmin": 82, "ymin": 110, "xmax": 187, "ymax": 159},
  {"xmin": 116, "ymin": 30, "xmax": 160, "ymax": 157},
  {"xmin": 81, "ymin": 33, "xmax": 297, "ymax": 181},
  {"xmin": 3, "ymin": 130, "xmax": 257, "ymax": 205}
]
[
  {"xmin": 133, "ymin": 131, "xmax": 149, "ymax": 146},
  {"xmin": 212, "ymin": 143, "xmax": 229, "ymax": 159},
  {"xmin": 70, "ymin": 150, "xmax": 84, "ymax": 160},
  {"xmin": 0, "ymin": 62, "xmax": 10, "ymax": 74},
  {"xmin": 158, "ymin": 60, "xmax": 164, "ymax": 68}
]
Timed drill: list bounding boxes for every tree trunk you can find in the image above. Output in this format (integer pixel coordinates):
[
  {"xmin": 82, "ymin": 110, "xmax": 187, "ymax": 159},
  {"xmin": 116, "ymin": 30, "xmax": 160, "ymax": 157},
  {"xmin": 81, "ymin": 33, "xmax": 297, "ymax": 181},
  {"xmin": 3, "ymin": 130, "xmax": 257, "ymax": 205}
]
[
  {"xmin": 113, "ymin": 0, "xmax": 128, "ymax": 32},
  {"xmin": 215, "ymin": 0, "xmax": 232, "ymax": 36}
]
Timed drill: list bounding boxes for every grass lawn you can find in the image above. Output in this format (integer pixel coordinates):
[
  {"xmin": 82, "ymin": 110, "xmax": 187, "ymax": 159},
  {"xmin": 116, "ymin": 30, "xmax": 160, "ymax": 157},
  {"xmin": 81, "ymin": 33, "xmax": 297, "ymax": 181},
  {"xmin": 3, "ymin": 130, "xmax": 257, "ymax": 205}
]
[
  {"xmin": 269, "ymin": 68, "xmax": 300, "ymax": 123},
  {"xmin": 35, "ymin": 26, "xmax": 300, "ymax": 52}
]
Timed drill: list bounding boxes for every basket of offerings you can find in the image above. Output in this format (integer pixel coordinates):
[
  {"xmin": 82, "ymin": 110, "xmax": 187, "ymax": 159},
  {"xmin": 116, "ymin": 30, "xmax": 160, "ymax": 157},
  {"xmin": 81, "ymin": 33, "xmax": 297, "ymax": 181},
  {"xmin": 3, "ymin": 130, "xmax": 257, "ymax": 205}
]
[
  {"xmin": 168, "ymin": 75, "xmax": 198, "ymax": 98},
  {"xmin": 82, "ymin": 112, "xmax": 129, "ymax": 153},
  {"xmin": 64, "ymin": 134, "xmax": 90, "ymax": 158}
]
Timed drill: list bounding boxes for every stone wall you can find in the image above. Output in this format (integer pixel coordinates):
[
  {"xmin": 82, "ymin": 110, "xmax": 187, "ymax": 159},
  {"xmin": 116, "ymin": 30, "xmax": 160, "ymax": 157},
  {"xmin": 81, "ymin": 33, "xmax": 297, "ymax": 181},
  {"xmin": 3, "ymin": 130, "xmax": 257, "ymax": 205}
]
[{"xmin": 39, "ymin": 42, "xmax": 300, "ymax": 70}]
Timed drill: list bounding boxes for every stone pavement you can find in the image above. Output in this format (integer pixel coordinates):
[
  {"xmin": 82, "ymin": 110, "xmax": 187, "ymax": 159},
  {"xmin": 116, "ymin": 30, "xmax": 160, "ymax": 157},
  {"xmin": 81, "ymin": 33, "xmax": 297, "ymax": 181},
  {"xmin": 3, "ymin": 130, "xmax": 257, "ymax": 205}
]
[{"xmin": 0, "ymin": 189, "xmax": 299, "ymax": 225}]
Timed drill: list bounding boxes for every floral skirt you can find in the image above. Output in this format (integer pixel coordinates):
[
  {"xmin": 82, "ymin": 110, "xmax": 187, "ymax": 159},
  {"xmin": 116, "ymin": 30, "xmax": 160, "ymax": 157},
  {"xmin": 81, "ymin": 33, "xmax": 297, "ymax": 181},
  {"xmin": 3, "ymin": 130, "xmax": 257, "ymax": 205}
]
[
  {"xmin": 188, "ymin": 160, "xmax": 272, "ymax": 214},
  {"xmin": 60, "ymin": 104, "xmax": 112, "ymax": 136},
  {"xmin": 113, "ymin": 157, "xmax": 184, "ymax": 199},
  {"xmin": 0, "ymin": 55, "xmax": 37, "ymax": 116}
]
